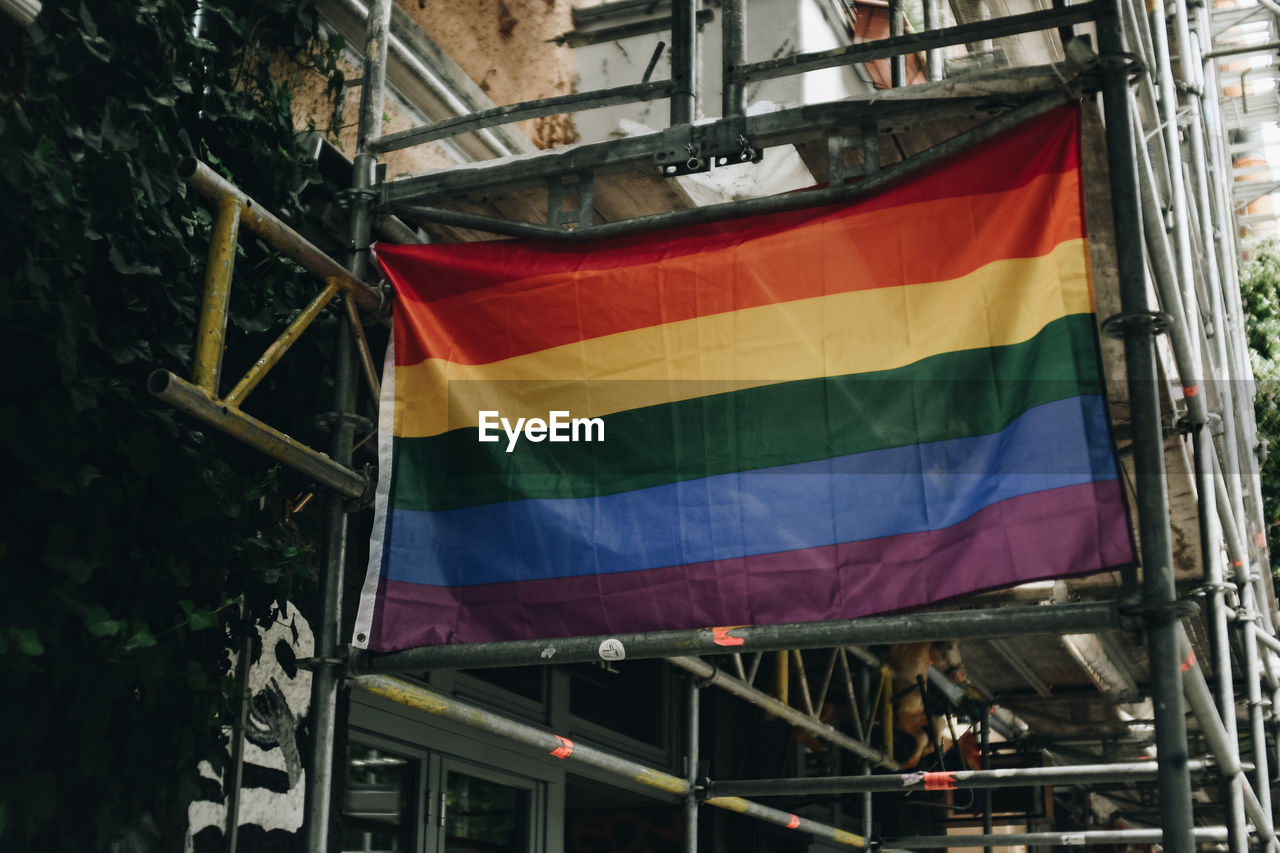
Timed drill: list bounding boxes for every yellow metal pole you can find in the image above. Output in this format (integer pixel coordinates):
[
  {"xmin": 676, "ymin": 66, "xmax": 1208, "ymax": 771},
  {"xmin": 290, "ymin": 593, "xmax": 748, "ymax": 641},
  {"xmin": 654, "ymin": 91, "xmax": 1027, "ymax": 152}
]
[
  {"xmin": 879, "ymin": 665, "xmax": 894, "ymax": 760},
  {"xmin": 179, "ymin": 158, "xmax": 383, "ymax": 314},
  {"xmin": 341, "ymin": 288, "xmax": 382, "ymax": 402},
  {"xmin": 148, "ymin": 370, "xmax": 368, "ymax": 499},
  {"xmin": 224, "ymin": 281, "xmax": 342, "ymax": 407},
  {"xmin": 192, "ymin": 194, "xmax": 242, "ymax": 391}
]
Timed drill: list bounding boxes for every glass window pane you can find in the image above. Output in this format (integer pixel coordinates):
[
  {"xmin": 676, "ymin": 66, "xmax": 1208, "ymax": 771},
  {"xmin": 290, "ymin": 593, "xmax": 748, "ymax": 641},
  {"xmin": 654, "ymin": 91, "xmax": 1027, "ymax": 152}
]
[
  {"xmin": 343, "ymin": 742, "xmax": 415, "ymax": 853},
  {"xmin": 460, "ymin": 667, "xmax": 546, "ymax": 703},
  {"xmin": 568, "ymin": 659, "xmax": 665, "ymax": 746},
  {"xmin": 444, "ymin": 770, "xmax": 530, "ymax": 852}
]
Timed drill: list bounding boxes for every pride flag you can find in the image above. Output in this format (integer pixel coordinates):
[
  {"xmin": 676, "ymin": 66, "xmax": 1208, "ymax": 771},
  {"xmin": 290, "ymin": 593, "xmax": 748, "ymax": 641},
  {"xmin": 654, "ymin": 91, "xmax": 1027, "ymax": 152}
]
[{"xmin": 353, "ymin": 106, "xmax": 1134, "ymax": 652}]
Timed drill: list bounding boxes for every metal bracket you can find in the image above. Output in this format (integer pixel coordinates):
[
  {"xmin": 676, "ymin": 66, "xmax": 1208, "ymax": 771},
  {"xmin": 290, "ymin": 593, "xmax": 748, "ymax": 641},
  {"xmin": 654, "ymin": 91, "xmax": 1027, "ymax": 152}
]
[
  {"xmin": 655, "ymin": 119, "xmax": 763, "ymax": 177},
  {"xmin": 548, "ymin": 174, "xmax": 596, "ymax": 231},
  {"xmin": 1100, "ymin": 310, "xmax": 1174, "ymax": 339},
  {"xmin": 1174, "ymin": 411, "xmax": 1222, "ymax": 436},
  {"xmin": 1122, "ymin": 599, "xmax": 1199, "ymax": 623}
]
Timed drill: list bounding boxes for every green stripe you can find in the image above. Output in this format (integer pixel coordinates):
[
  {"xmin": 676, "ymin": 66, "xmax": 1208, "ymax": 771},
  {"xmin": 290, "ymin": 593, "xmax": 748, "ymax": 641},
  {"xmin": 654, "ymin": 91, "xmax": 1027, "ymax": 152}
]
[{"xmin": 392, "ymin": 313, "xmax": 1104, "ymax": 512}]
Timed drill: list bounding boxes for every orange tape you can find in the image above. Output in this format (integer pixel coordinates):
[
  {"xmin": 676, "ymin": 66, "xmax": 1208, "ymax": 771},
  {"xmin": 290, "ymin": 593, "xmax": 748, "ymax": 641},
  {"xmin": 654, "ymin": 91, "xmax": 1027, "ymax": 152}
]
[
  {"xmin": 1182, "ymin": 383, "xmax": 1200, "ymax": 398},
  {"xmin": 923, "ymin": 772, "xmax": 958, "ymax": 791},
  {"xmin": 787, "ymin": 814, "xmax": 801, "ymax": 829},
  {"xmin": 550, "ymin": 735, "xmax": 574, "ymax": 759},
  {"xmin": 712, "ymin": 626, "xmax": 745, "ymax": 647},
  {"xmin": 1181, "ymin": 651, "xmax": 1196, "ymax": 672},
  {"xmin": 1233, "ymin": 560, "xmax": 1244, "ymax": 568}
]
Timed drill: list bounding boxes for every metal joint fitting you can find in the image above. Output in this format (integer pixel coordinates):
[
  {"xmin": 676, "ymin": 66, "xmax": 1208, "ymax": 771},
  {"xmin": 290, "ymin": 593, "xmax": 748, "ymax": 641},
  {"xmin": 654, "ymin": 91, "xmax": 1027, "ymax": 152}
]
[
  {"xmin": 297, "ymin": 654, "xmax": 348, "ymax": 672},
  {"xmin": 334, "ymin": 186, "xmax": 381, "ymax": 210},
  {"xmin": 1096, "ymin": 52, "xmax": 1146, "ymax": 82},
  {"xmin": 315, "ymin": 412, "xmax": 375, "ymax": 434},
  {"xmin": 347, "ymin": 463, "xmax": 379, "ymax": 513},
  {"xmin": 1100, "ymin": 310, "xmax": 1174, "ymax": 340},
  {"xmin": 1122, "ymin": 598, "xmax": 1199, "ymax": 624},
  {"xmin": 693, "ymin": 669, "xmax": 720, "ymax": 690},
  {"xmin": 366, "ymin": 281, "xmax": 394, "ymax": 326},
  {"xmin": 1173, "ymin": 413, "xmax": 1208, "ymax": 435}
]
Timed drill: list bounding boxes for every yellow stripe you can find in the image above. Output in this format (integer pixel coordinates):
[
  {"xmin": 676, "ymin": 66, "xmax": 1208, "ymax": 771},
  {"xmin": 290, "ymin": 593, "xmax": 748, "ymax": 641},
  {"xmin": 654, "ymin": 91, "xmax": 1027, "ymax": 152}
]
[{"xmin": 395, "ymin": 239, "xmax": 1092, "ymax": 438}]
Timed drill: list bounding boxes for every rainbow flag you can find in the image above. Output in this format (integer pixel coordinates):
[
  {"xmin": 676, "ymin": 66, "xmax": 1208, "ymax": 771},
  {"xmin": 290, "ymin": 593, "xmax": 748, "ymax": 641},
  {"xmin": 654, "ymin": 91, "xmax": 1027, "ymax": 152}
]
[{"xmin": 353, "ymin": 107, "xmax": 1134, "ymax": 652}]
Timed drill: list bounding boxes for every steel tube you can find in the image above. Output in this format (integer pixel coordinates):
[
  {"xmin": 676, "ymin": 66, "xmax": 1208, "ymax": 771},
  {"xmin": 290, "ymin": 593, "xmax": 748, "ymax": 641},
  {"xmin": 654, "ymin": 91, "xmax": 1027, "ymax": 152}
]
[
  {"xmin": 224, "ymin": 629, "xmax": 254, "ymax": 853},
  {"xmin": 685, "ymin": 678, "xmax": 699, "ymax": 853},
  {"xmin": 368, "ymin": 81, "xmax": 675, "ymax": 153},
  {"xmin": 667, "ymin": 656, "xmax": 899, "ymax": 770},
  {"xmin": 889, "ymin": 0, "xmax": 905, "ymax": 86},
  {"xmin": 700, "ymin": 796, "xmax": 865, "ymax": 847},
  {"xmin": 1178, "ymin": 628, "xmax": 1280, "ymax": 848},
  {"xmin": 1132, "ymin": 103, "xmax": 1210, "ymax": 426},
  {"xmin": 342, "ymin": 288, "xmax": 381, "ymax": 403},
  {"xmin": 721, "ymin": 0, "xmax": 746, "ymax": 119},
  {"xmin": 179, "ymin": 159, "xmax": 380, "ymax": 314},
  {"xmin": 1204, "ymin": 38, "xmax": 1280, "ymax": 59},
  {"xmin": 1098, "ymin": 4, "xmax": 1195, "ymax": 850},
  {"xmin": 670, "ymin": 0, "xmax": 696, "ymax": 125},
  {"xmin": 393, "ymin": 94, "xmax": 1071, "ymax": 243},
  {"xmin": 887, "ymin": 827, "xmax": 1229, "ymax": 847},
  {"xmin": 350, "ymin": 600, "xmax": 1124, "ymax": 672},
  {"xmin": 353, "ymin": 675, "xmax": 866, "ymax": 847},
  {"xmin": 305, "ymin": 4, "xmax": 389, "ymax": 852},
  {"xmin": 224, "ymin": 281, "xmax": 341, "ymax": 407},
  {"xmin": 735, "ymin": 3, "xmax": 1098, "ymax": 82},
  {"xmin": 924, "ymin": 0, "xmax": 941, "ymax": 81},
  {"xmin": 1147, "ymin": 0, "xmax": 1201, "ymax": 377},
  {"xmin": 383, "ymin": 83, "xmax": 1063, "ymax": 204},
  {"xmin": 981, "ymin": 708, "xmax": 992, "ymax": 853},
  {"xmin": 1195, "ymin": 424, "xmax": 1249, "ymax": 853},
  {"xmin": 193, "ymin": 194, "xmax": 240, "ymax": 392},
  {"xmin": 147, "ymin": 370, "xmax": 367, "ymax": 499},
  {"xmin": 707, "ymin": 760, "xmax": 1220, "ymax": 797}
]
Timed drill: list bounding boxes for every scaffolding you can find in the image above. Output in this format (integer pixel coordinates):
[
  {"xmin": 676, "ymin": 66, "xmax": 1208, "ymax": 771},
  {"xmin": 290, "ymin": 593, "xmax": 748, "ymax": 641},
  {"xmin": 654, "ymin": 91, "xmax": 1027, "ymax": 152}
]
[{"xmin": 154, "ymin": 0, "xmax": 1280, "ymax": 849}]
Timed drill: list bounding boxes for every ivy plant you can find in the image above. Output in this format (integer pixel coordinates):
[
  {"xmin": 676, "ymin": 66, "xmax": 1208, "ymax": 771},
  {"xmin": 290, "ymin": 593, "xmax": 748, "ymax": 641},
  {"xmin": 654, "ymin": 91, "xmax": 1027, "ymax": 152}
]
[{"xmin": 0, "ymin": 0, "xmax": 346, "ymax": 847}]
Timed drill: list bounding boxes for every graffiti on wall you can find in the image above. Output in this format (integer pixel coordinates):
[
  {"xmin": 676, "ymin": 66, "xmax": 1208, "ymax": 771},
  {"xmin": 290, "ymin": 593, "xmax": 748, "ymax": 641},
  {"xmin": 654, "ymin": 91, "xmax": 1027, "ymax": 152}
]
[{"xmin": 186, "ymin": 601, "xmax": 313, "ymax": 852}]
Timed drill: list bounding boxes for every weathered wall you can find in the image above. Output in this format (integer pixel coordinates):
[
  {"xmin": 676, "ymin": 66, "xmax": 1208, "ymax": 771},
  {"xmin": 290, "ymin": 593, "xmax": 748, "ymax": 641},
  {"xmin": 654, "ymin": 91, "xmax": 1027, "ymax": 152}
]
[
  {"xmin": 279, "ymin": 0, "xmax": 577, "ymax": 178},
  {"xmin": 403, "ymin": 0, "xmax": 578, "ymax": 148}
]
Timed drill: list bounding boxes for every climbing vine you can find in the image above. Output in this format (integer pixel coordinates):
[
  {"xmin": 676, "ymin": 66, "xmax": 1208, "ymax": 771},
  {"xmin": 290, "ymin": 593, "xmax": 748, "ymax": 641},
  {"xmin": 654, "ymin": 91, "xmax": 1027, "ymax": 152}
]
[{"xmin": 0, "ymin": 1, "xmax": 345, "ymax": 847}]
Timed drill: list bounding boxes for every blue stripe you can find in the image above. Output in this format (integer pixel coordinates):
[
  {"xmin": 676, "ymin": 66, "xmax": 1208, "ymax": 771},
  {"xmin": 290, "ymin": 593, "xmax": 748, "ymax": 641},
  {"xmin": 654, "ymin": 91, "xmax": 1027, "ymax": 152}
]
[{"xmin": 384, "ymin": 395, "xmax": 1119, "ymax": 587}]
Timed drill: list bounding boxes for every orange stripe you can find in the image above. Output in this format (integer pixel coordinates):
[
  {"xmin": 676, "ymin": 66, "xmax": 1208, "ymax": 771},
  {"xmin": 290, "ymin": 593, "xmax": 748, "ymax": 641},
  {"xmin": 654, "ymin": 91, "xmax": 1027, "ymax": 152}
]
[{"xmin": 389, "ymin": 168, "xmax": 1084, "ymax": 367}]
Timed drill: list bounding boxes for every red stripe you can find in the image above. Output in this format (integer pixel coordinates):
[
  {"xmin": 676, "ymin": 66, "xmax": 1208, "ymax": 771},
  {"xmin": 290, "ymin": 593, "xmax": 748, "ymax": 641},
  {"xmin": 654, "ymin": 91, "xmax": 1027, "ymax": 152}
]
[
  {"xmin": 713, "ymin": 626, "xmax": 746, "ymax": 647},
  {"xmin": 550, "ymin": 735, "xmax": 574, "ymax": 759},
  {"xmin": 383, "ymin": 108, "xmax": 1083, "ymax": 367},
  {"xmin": 366, "ymin": 480, "xmax": 1132, "ymax": 650},
  {"xmin": 924, "ymin": 772, "xmax": 958, "ymax": 791}
]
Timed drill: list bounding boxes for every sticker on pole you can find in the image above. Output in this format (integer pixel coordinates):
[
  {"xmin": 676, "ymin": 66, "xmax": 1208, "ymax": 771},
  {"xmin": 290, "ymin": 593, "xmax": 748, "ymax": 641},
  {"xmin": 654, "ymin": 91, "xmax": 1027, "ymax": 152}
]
[{"xmin": 598, "ymin": 639, "xmax": 626, "ymax": 661}]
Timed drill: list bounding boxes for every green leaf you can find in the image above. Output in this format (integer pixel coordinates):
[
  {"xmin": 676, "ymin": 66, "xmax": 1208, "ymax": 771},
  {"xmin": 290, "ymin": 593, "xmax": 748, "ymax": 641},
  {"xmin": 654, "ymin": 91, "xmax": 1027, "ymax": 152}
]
[
  {"xmin": 13, "ymin": 628, "xmax": 44, "ymax": 657},
  {"xmin": 124, "ymin": 629, "xmax": 157, "ymax": 651},
  {"xmin": 188, "ymin": 609, "xmax": 217, "ymax": 631},
  {"xmin": 85, "ymin": 606, "xmax": 122, "ymax": 638}
]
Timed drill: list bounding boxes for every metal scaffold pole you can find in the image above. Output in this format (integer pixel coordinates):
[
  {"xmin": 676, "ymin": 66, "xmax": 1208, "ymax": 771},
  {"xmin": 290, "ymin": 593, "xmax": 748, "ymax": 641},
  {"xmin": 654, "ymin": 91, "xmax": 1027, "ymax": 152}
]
[
  {"xmin": 303, "ymin": 1, "xmax": 390, "ymax": 851},
  {"xmin": 1097, "ymin": 2, "xmax": 1196, "ymax": 850}
]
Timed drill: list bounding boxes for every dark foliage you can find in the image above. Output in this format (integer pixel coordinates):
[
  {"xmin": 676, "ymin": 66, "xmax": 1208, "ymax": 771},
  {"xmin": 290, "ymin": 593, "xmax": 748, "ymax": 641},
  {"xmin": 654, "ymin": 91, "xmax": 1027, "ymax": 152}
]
[{"xmin": 0, "ymin": 1, "xmax": 345, "ymax": 847}]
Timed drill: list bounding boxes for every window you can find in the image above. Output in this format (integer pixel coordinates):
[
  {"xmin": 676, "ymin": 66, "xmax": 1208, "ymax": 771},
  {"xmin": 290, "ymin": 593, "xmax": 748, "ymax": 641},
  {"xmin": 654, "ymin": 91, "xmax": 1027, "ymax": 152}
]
[
  {"xmin": 342, "ymin": 733, "xmax": 548, "ymax": 853},
  {"xmin": 343, "ymin": 742, "xmax": 417, "ymax": 853}
]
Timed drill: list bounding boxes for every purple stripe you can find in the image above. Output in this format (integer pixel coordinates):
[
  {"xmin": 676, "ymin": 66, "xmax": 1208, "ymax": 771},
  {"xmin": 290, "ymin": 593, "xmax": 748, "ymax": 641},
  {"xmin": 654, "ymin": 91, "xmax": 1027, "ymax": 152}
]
[{"xmin": 367, "ymin": 480, "xmax": 1133, "ymax": 650}]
